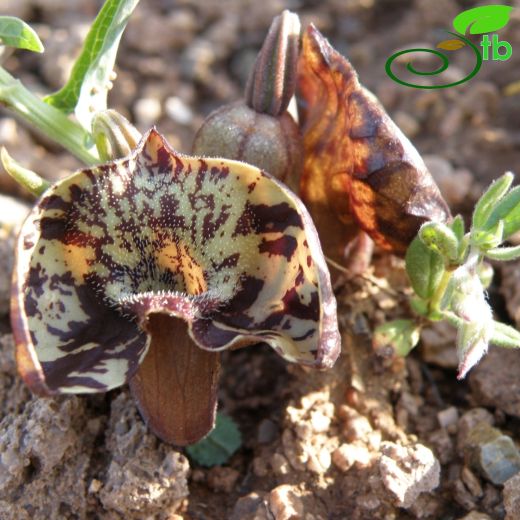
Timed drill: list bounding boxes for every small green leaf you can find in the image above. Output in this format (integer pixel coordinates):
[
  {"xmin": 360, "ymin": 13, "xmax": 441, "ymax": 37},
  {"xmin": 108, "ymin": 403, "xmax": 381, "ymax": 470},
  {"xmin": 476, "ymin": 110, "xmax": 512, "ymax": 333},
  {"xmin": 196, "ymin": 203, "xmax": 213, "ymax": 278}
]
[
  {"xmin": 0, "ymin": 16, "xmax": 43, "ymax": 53},
  {"xmin": 453, "ymin": 5, "xmax": 513, "ymax": 35},
  {"xmin": 419, "ymin": 221, "xmax": 459, "ymax": 261},
  {"xmin": 1, "ymin": 146, "xmax": 50, "ymax": 196},
  {"xmin": 484, "ymin": 180, "xmax": 520, "ymax": 239},
  {"xmin": 373, "ymin": 319, "xmax": 421, "ymax": 357},
  {"xmin": 472, "ymin": 173, "xmax": 513, "ymax": 230},
  {"xmin": 472, "ymin": 219, "xmax": 504, "ymax": 251},
  {"xmin": 406, "ymin": 236, "xmax": 445, "ymax": 299},
  {"xmin": 185, "ymin": 413, "xmax": 242, "ymax": 467},
  {"xmin": 450, "ymin": 215, "xmax": 465, "ymax": 243},
  {"xmin": 490, "ymin": 320, "xmax": 520, "ymax": 349},
  {"xmin": 485, "ymin": 245, "xmax": 520, "ymax": 262},
  {"xmin": 44, "ymin": 0, "xmax": 139, "ymax": 130}
]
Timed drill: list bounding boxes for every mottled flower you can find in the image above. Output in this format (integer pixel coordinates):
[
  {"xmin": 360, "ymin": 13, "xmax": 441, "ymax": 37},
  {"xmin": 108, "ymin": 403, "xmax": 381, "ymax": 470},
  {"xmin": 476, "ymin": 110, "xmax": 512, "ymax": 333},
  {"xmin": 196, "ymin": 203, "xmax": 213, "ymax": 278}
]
[{"xmin": 11, "ymin": 129, "xmax": 340, "ymax": 445}]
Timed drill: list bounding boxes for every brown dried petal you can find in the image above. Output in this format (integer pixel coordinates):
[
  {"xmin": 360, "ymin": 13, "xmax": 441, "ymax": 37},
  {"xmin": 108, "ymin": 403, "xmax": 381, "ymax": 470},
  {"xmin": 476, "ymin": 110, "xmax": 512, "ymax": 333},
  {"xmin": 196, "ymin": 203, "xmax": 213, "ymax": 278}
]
[{"xmin": 297, "ymin": 25, "xmax": 451, "ymax": 259}]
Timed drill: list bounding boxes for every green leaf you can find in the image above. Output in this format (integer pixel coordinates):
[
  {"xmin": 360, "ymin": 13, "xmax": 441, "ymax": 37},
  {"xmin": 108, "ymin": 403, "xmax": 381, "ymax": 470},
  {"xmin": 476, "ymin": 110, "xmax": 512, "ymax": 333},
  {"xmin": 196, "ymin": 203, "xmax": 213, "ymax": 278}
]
[
  {"xmin": 373, "ymin": 319, "xmax": 421, "ymax": 357},
  {"xmin": 453, "ymin": 5, "xmax": 513, "ymax": 35},
  {"xmin": 472, "ymin": 173, "xmax": 513, "ymax": 230},
  {"xmin": 0, "ymin": 16, "xmax": 43, "ymax": 53},
  {"xmin": 450, "ymin": 215, "xmax": 465, "ymax": 243},
  {"xmin": 419, "ymin": 221, "xmax": 459, "ymax": 261},
  {"xmin": 44, "ymin": 0, "xmax": 139, "ymax": 130},
  {"xmin": 490, "ymin": 320, "xmax": 520, "ymax": 349},
  {"xmin": 472, "ymin": 219, "xmax": 504, "ymax": 251},
  {"xmin": 406, "ymin": 236, "xmax": 445, "ymax": 299},
  {"xmin": 185, "ymin": 413, "xmax": 242, "ymax": 467},
  {"xmin": 1, "ymin": 147, "xmax": 50, "ymax": 196},
  {"xmin": 485, "ymin": 245, "xmax": 520, "ymax": 262},
  {"xmin": 484, "ymin": 181, "xmax": 520, "ymax": 239}
]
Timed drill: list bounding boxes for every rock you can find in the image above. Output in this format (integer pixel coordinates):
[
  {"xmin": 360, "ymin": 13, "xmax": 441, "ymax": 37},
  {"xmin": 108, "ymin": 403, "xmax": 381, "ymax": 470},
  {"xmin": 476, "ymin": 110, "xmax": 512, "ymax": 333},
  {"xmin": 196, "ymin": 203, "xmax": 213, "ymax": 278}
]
[
  {"xmin": 458, "ymin": 512, "xmax": 493, "ymax": 520},
  {"xmin": 332, "ymin": 442, "xmax": 372, "ymax": 472},
  {"xmin": 0, "ymin": 395, "xmax": 92, "ymax": 518},
  {"xmin": 231, "ymin": 492, "xmax": 270, "ymax": 520},
  {"xmin": 420, "ymin": 321, "xmax": 459, "ymax": 369},
  {"xmin": 504, "ymin": 472, "xmax": 520, "ymax": 520},
  {"xmin": 257, "ymin": 419, "xmax": 278, "ymax": 444},
  {"xmin": 379, "ymin": 442, "xmax": 440, "ymax": 508},
  {"xmin": 500, "ymin": 261, "xmax": 520, "ymax": 329},
  {"xmin": 134, "ymin": 97, "xmax": 162, "ymax": 127},
  {"xmin": 206, "ymin": 466, "xmax": 240, "ymax": 493},
  {"xmin": 463, "ymin": 422, "xmax": 520, "ymax": 485},
  {"xmin": 457, "ymin": 408, "xmax": 495, "ymax": 453},
  {"xmin": 268, "ymin": 485, "xmax": 304, "ymax": 520},
  {"xmin": 470, "ymin": 347, "xmax": 520, "ymax": 419},
  {"xmin": 437, "ymin": 406, "xmax": 459, "ymax": 430},
  {"xmin": 165, "ymin": 96, "xmax": 194, "ymax": 125},
  {"xmin": 99, "ymin": 391, "xmax": 189, "ymax": 517}
]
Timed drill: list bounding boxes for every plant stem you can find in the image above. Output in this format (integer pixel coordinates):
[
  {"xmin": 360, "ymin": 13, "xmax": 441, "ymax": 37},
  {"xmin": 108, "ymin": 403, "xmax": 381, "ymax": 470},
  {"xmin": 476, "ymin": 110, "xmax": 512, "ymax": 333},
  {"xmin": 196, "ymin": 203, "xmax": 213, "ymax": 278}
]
[
  {"xmin": 0, "ymin": 67, "xmax": 99, "ymax": 165},
  {"xmin": 429, "ymin": 268, "xmax": 453, "ymax": 315}
]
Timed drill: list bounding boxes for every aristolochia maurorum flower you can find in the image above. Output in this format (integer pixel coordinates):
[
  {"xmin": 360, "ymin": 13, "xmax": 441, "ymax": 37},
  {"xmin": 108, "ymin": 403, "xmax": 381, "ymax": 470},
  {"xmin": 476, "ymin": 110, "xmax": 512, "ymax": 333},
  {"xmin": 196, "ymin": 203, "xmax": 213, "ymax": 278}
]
[{"xmin": 11, "ymin": 129, "xmax": 340, "ymax": 445}]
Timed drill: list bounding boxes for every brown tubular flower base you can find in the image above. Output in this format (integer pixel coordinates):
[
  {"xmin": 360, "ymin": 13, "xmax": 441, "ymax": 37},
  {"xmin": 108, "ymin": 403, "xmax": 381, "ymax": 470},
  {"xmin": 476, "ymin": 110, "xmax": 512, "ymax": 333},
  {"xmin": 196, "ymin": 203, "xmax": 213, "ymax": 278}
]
[{"xmin": 129, "ymin": 314, "xmax": 220, "ymax": 446}]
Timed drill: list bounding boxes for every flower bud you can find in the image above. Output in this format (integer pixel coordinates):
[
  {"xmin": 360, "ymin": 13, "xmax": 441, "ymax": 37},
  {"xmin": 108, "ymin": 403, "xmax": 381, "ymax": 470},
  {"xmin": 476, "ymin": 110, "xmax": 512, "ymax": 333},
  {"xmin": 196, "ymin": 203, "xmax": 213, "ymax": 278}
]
[
  {"xmin": 192, "ymin": 101, "xmax": 302, "ymax": 190},
  {"xmin": 192, "ymin": 11, "xmax": 303, "ymax": 191}
]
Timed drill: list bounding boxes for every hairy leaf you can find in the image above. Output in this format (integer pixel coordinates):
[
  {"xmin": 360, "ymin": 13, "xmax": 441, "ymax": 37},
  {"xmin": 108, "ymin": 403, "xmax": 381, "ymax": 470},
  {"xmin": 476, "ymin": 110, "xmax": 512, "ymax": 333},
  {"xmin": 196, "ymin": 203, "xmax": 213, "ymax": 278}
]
[
  {"xmin": 405, "ymin": 236, "xmax": 445, "ymax": 299},
  {"xmin": 44, "ymin": 0, "xmax": 139, "ymax": 129},
  {"xmin": 297, "ymin": 25, "xmax": 450, "ymax": 260},
  {"xmin": 373, "ymin": 319, "xmax": 421, "ymax": 357},
  {"xmin": 472, "ymin": 172, "xmax": 513, "ymax": 230},
  {"xmin": 0, "ymin": 16, "xmax": 43, "ymax": 52}
]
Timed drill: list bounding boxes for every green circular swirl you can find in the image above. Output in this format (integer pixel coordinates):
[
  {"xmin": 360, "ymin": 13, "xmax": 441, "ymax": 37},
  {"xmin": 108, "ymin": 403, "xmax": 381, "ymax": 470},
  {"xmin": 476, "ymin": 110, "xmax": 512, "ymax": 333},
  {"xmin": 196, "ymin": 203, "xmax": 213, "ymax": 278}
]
[{"xmin": 385, "ymin": 32, "xmax": 482, "ymax": 89}]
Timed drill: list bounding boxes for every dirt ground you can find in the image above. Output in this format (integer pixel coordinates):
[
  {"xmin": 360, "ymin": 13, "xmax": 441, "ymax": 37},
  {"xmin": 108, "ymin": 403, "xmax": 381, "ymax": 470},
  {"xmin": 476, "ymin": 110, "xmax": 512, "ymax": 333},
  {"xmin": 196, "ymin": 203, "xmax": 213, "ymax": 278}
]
[{"xmin": 1, "ymin": 0, "xmax": 520, "ymax": 518}]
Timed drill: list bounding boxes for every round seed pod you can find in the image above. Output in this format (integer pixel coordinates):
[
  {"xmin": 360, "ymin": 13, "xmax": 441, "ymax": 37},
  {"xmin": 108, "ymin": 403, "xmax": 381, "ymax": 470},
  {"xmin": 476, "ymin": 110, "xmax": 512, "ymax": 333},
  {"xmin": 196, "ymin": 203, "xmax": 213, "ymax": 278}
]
[{"xmin": 192, "ymin": 101, "xmax": 302, "ymax": 192}]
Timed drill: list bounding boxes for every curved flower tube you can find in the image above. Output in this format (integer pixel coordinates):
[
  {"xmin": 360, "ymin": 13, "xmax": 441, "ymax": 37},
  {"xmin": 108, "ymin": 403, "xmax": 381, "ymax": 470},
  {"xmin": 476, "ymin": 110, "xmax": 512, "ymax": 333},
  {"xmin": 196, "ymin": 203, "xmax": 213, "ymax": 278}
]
[
  {"xmin": 297, "ymin": 25, "xmax": 451, "ymax": 261},
  {"xmin": 11, "ymin": 129, "xmax": 340, "ymax": 445}
]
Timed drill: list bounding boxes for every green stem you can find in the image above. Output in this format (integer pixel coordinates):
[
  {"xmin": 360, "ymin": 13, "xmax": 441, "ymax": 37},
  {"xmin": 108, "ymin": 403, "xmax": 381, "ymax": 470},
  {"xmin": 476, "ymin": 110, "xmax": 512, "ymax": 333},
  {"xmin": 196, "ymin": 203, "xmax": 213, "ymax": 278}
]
[
  {"xmin": 0, "ymin": 67, "xmax": 99, "ymax": 165},
  {"xmin": 429, "ymin": 268, "xmax": 453, "ymax": 315}
]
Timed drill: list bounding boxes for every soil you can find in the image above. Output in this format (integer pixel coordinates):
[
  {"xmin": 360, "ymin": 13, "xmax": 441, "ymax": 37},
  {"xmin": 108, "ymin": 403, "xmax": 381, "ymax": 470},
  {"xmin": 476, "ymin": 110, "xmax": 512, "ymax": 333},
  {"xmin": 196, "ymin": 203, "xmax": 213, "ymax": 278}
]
[{"xmin": 1, "ymin": 0, "xmax": 520, "ymax": 519}]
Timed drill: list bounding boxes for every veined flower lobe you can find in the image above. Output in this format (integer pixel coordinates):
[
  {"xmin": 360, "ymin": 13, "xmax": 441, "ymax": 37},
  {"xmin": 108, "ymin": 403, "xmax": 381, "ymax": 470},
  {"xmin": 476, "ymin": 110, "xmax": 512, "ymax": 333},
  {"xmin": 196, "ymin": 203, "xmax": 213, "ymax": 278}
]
[{"xmin": 11, "ymin": 129, "xmax": 340, "ymax": 444}]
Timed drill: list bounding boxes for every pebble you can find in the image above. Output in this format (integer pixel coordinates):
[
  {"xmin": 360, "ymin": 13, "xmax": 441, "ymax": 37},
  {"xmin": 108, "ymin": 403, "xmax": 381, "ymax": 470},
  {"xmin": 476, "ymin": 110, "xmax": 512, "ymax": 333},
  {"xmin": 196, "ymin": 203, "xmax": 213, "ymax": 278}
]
[
  {"xmin": 206, "ymin": 466, "xmax": 240, "ymax": 493},
  {"xmin": 457, "ymin": 409, "xmax": 495, "ymax": 453},
  {"xmin": 469, "ymin": 347, "xmax": 520, "ymax": 419},
  {"xmin": 379, "ymin": 442, "xmax": 440, "ymax": 508},
  {"xmin": 458, "ymin": 512, "xmax": 493, "ymax": 520},
  {"xmin": 270, "ymin": 453, "xmax": 290, "ymax": 476},
  {"xmin": 257, "ymin": 419, "xmax": 277, "ymax": 444},
  {"xmin": 165, "ymin": 96, "xmax": 194, "ymax": 126},
  {"xmin": 134, "ymin": 97, "xmax": 162, "ymax": 127},
  {"xmin": 464, "ymin": 422, "xmax": 520, "ymax": 485},
  {"xmin": 437, "ymin": 406, "xmax": 459, "ymax": 430},
  {"xmin": 503, "ymin": 472, "xmax": 520, "ymax": 520},
  {"xmin": 420, "ymin": 321, "xmax": 459, "ymax": 369},
  {"xmin": 268, "ymin": 485, "xmax": 304, "ymax": 520}
]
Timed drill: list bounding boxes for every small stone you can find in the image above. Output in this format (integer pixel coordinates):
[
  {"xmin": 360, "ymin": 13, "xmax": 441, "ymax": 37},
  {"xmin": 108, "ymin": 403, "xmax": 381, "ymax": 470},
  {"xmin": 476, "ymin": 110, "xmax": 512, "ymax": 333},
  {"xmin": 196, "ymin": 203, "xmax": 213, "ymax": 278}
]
[
  {"xmin": 457, "ymin": 408, "xmax": 495, "ymax": 453},
  {"xmin": 437, "ymin": 407, "xmax": 459, "ymax": 429},
  {"xmin": 270, "ymin": 453, "xmax": 290, "ymax": 476},
  {"xmin": 268, "ymin": 485, "xmax": 304, "ymax": 520},
  {"xmin": 464, "ymin": 423, "xmax": 520, "ymax": 485},
  {"xmin": 469, "ymin": 347, "xmax": 520, "ymax": 419},
  {"xmin": 379, "ymin": 442, "xmax": 440, "ymax": 508},
  {"xmin": 165, "ymin": 96, "xmax": 194, "ymax": 125},
  {"xmin": 332, "ymin": 444, "xmax": 356, "ymax": 472},
  {"xmin": 458, "ymin": 512, "xmax": 493, "ymax": 520},
  {"xmin": 231, "ymin": 493, "xmax": 269, "ymax": 520},
  {"xmin": 206, "ymin": 466, "xmax": 240, "ymax": 494},
  {"xmin": 134, "ymin": 97, "xmax": 162, "ymax": 127},
  {"xmin": 257, "ymin": 419, "xmax": 277, "ymax": 444},
  {"xmin": 504, "ymin": 472, "xmax": 520, "ymax": 520},
  {"xmin": 461, "ymin": 466, "xmax": 483, "ymax": 498},
  {"xmin": 420, "ymin": 321, "xmax": 459, "ymax": 369},
  {"xmin": 310, "ymin": 411, "xmax": 331, "ymax": 433},
  {"xmin": 88, "ymin": 479, "xmax": 102, "ymax": 494},
  {"xmin": 253, "ymin": 456, "xmax": 269, "ymax": 477},
  {"xmin": 306, "ymin": 447, "xmax": 331, "ymax": 474}
]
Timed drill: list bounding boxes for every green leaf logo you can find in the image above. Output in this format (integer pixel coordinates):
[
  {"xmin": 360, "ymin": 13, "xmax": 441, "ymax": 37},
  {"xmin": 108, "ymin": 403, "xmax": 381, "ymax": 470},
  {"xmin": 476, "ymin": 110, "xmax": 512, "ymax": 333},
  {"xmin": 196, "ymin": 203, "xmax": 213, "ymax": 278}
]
[{"xmin": 453, "ymin": 5, "xmax": 513, "ymax": 35}]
